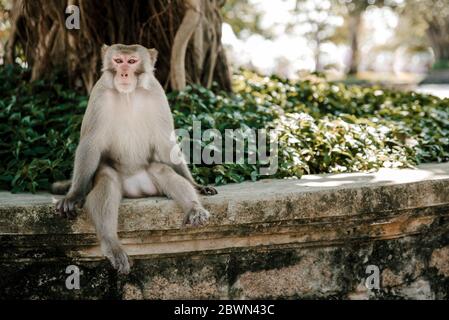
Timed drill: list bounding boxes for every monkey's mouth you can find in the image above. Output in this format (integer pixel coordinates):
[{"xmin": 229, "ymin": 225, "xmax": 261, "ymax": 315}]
[{"xmin": 114, "ymin": 78, "xmax": 137, "ymax": 93}]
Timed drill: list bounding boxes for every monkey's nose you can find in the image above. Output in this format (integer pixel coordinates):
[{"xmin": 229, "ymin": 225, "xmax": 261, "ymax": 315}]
[{"xmin": 121, "ymin": 73, "xmax": 129, "ymax": 78}]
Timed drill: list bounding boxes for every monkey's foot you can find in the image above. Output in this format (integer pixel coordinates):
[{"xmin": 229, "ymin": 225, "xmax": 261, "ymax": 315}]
[
  {"xmin": 183, "ymin": 206, "xmax": 210, "ymax": 227},
  {"xmin": 105, "ymin": 246, "xmax": 131, "ymax": 275},
  {"xmin": 197, "ymin": 185, "xmax": 218, "ymax": 196}
]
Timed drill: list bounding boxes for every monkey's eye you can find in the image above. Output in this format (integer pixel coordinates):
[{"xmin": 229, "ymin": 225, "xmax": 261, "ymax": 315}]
[
  {"xmin": 114, "ymin": 58, "xmax": 123, "ymax": 64},
  {"xmin": 128, "ymin": 59, "xmax": 137, "ymax": 64}
]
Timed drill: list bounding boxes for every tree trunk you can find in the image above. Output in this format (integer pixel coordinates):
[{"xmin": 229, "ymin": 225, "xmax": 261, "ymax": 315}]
[
  {"xmin": 347, "ymin": 12, "xmax": 362, "ymax": 76},
  {"xmin": 426, "ymin": 19, "xmax": 449, "ymax": 64},
  {"xmin": 314, "ymin": 38, "xmax": 321, "ymax": 72},
  {"xmin": 4, "ymin": 0, "xmax": 24, "ymax": 65},
  {"xmin": 6, "ymin": 0, "xmax": 232, "ymax": 93}
]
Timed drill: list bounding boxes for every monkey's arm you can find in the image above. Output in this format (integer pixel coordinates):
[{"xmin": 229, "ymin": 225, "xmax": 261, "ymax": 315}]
[
  {"xmin": 56, "ymin": 136, "xmax": 102, "ymax": 217},
  {"xmin": 70, "ymin": 136, "xmax": 102, "ymax": 197}
]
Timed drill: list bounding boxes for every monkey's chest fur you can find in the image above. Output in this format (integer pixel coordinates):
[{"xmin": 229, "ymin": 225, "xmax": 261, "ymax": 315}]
[{"xmin": 104, "ymin": 91, "xmax": 170, "ymax": 198}]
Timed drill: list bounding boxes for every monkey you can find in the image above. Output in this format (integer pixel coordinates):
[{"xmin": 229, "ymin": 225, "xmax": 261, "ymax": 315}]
[{"xmin": 52, "ymin": 44, "xmax": 217, "ymax": 274}]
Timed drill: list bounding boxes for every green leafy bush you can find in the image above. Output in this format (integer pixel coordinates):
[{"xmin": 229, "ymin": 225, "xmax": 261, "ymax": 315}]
[
  {"xmin": 167, "ymin": 84, "xmax": 281, "ymax": 185},
  {"xmin": 0, "ymin": 66, "xmax": 448, "ymax": 192},
  {"xmin": 235, "ymin": 71, "xmax": 449, "ymax": 178},
  {"xmin": 0, "ymin": 66, "xmax": 86, "ymax": 192}
]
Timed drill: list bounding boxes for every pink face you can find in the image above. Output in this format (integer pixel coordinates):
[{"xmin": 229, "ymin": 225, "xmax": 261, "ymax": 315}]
[{"xmin": 112, "ymin": 53, "xmax": 141, "ymax": 92}]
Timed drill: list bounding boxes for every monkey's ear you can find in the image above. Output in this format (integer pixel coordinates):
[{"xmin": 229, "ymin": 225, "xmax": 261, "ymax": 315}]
[
  {"xmin": 148, "ymin": 48, "xmax": 158, "ymax": 65},
  {"xmin": 101, "ymin": 44, "xmax": 109, "ymax": 59}
]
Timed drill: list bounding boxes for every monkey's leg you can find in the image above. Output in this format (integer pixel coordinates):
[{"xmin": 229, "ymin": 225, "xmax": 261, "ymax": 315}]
[
  {"xmin": 148, "ymin": 162, "xmax": 210, "ymax": 227},
  {"xmin": 85, "ymin": 165, "xmax": 130, "ymax": 274}
]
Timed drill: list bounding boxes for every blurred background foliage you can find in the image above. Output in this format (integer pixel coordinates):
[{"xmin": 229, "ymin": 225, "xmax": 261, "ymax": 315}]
[{"xmin": 221, "ymin": 0, "xmax": 449, "ymax": 84}]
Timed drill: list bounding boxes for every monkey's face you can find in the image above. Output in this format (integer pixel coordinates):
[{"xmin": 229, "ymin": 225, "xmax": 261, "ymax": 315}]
[
  {"xmin": 102, "ymin": 44, "xmax": 158, "ymax": 93},
  {"xmin": 111, "ymin": 52, "xmax": 141, "ymax": 93}
]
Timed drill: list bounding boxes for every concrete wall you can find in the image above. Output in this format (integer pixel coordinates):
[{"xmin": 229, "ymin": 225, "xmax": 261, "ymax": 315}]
[{"xmin": 1, "ymin": 163, "xmax": 449, "ymax": 299}]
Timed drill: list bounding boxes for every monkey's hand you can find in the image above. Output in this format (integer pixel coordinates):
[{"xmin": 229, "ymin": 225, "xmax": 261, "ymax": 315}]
[
  {"xmin": 196, "ymin": 185, "xmax": 218, "ymax": 196},
  {"xmin": 55, "ymin": 194, "xmax": 85, "ymax": 219}
]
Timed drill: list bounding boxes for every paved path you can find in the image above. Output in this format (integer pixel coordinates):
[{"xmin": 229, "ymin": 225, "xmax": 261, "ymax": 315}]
[{"xmin": 416, "ymin": 84, "xmax": 449, "ymax": 99}]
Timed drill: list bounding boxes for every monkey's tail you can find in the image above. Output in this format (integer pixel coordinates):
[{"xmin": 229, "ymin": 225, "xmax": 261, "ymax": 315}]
[{"xmin": 50, "ymin": 180, "xmax": 72, "ymax": 195}]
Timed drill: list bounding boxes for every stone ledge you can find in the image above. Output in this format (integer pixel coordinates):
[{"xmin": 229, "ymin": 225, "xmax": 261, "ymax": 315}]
[{"xmin": 1, "ymin": 163, "xmax": 449, "ymax": 299}]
